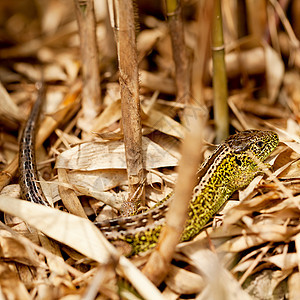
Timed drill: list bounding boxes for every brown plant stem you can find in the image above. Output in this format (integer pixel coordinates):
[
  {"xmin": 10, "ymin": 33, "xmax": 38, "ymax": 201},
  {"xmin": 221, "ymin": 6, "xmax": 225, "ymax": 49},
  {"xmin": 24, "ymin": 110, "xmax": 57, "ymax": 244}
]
[
  {"xmin": 165, "ymin": 0, "xmax": 190, "ymax": 105},
  {"xmin": 192, "ymin": 1, "xmax": 214, "ymax": 106},
  {"xmin": 74, "ymin": 0, "xmax": 101, "ymax": 132},
  {"xmin": 246, "ymin": 0, "xmax": 267, "ymax": 39},
  {"xmin": 109, "ymin": 0, "xmax": 144, "ymax": 216}
]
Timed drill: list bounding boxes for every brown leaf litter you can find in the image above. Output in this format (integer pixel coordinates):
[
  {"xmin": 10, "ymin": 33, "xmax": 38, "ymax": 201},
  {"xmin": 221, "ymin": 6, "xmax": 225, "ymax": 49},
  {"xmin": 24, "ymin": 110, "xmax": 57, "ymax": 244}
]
[{"xmin": 1, "ymin": 1, "xmax": 300, "ymax": 299}]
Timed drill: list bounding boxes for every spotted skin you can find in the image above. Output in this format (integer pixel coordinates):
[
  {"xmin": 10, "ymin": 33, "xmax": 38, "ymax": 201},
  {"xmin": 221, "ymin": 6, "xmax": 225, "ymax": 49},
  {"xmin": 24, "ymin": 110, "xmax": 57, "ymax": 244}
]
[{"xmin": 96, "ymin": 130, "xmax": 279, "ymax": 255}]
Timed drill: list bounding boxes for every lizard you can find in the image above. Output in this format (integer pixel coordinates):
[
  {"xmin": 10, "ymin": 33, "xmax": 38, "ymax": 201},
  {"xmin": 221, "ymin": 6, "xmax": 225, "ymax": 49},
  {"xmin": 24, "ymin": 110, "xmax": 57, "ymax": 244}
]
[
  {"xmin": 18, "ymin": 82, "xmax": 279, "ymax": 255},
  {"xmin": 94, "ymin": 129, "xmax": 279, "ymax": 255}
]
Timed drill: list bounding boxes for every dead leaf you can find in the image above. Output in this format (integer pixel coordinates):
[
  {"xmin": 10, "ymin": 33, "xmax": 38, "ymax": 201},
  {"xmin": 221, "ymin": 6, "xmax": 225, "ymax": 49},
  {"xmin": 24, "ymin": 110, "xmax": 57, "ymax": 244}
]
[{"xmin": 55, "ymin": 137, "xmax": 178, "ymax": 170}]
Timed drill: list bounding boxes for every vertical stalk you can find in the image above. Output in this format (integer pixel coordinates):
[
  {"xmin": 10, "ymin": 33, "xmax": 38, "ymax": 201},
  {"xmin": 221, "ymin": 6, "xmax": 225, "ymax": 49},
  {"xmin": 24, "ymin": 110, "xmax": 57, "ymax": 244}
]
[
  {"xmin": 246, "ymin": 0, "xmax": 266, "ymax": 39},
  {"xmin": 165, "ymin": 0, "xmax": 190, "ymax": 105},
  {"xmin": 74, "ymin": 0, "xmax": 101, "ymax": 131},
  {"xmin": 212, "ymin": 0, "xmax": 229, "ymax": 143},
  {"xmin": 192, "ymin": 1, "xmax": 214, "ymax": 106},
  {"xmin": 110, "ymin": 0, "xmax": 144, "ymax": 216}
]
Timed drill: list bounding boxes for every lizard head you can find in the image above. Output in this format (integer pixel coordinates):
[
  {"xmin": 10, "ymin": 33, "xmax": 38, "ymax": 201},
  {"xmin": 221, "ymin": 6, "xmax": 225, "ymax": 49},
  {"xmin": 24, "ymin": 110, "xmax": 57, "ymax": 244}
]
[
  {"xmin": 221, "ymin": 130, "xmax": 279, "ymax": 191},
  {"xmin": 226, "ymin": 130, "xmax": 279, "ymax": 162}
]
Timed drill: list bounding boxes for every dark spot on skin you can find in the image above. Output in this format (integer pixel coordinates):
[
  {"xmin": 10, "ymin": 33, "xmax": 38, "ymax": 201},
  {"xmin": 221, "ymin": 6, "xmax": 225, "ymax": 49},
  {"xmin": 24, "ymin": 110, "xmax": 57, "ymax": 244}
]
[
  {"xmin": 256, "ymin": 141, "xmax": 264, "ymax": 148},
  {"xmin": 235, "ymin": 157, "xmax": 242, "ymax": 166}
]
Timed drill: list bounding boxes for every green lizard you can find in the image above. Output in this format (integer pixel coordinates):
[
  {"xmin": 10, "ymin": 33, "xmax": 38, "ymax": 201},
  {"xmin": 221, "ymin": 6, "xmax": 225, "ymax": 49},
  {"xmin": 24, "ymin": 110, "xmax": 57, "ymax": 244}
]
[{"xmin": 95, "ymin": 130, "xmax": 279, "ymax": 255}]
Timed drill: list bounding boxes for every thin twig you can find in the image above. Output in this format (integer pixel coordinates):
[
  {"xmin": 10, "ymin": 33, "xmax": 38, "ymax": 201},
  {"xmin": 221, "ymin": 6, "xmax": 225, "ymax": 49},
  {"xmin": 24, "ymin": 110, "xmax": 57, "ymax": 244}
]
[{"xmin": 268, "ymin": 0, "xmax": 299, "ymax": 48}]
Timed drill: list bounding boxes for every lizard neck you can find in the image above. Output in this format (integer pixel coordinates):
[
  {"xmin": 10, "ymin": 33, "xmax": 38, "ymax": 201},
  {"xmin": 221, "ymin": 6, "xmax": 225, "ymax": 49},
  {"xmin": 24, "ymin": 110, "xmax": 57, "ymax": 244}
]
[{"xmin": 182, "ymin": 143, "xmax": 233, "ymax": 240}]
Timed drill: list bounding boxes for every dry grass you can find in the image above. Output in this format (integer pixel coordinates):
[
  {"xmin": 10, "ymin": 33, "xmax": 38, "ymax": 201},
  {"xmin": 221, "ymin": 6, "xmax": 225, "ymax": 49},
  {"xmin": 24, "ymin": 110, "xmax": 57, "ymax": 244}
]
[{"xmin": 0, "ymin": 0, "xmax": 300, "ymax": 299}]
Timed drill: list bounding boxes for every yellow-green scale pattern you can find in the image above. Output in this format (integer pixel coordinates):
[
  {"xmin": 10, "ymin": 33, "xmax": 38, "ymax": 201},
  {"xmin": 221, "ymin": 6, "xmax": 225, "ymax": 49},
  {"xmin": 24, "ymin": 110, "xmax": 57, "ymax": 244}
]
[
  {"xmin": 182, "ymin": 151, "xmax": 262, "ymax": 241},
  {"xmin": 96, "ymin": 130, "xmax": 279, "ymax": 255}
]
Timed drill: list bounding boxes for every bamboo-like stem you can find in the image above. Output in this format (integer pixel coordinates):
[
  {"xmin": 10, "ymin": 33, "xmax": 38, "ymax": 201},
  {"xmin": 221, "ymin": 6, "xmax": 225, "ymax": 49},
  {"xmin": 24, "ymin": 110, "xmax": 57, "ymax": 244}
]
[
  {"xmin": 74, "ymin": 0, "xmax": 101, "ymax": 132},
  {"xmin": 212, "ymin": 0, "xmax": 229, "ymax": 143},
  {"xmin": 165, "ymin": 0, "xmax": 190, "ymax": 105},
  {"xmin": 110, "ymin": 0, "xmax": 144, "ymax": 216}
]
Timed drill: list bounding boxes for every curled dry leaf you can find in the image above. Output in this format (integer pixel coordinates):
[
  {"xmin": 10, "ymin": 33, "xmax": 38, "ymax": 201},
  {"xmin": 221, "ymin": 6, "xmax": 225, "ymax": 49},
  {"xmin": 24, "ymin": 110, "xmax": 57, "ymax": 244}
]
[
  {"xmin": 68, "ymin": 169, "xmax": 128, "ymax": 192},
  {"xmin": 180, "ymin": 247, "xmax": 252, "ymax": 300},
  {"xmin": 137, "ymin": 28, "xmax": 166, "ymax": 62},
  {"xmin": 264, "ymin": 253, "xmax": 299, "ymax": 270},
  {"xmin": 0, "ymin": 235, "xmax": 43, "ymax": 267},
  {"xmin": 217, "ymin": 234, "xmax": 266, "ymax": 253},
  {"xmin": 55, "ymin": 136, "xmax": 178, "ymax": 170},
  {"xmin": 57, "ymin": 168, "xmax": 87, "ymax": 218},
  {"xmin": 222, "ymin": 191, "xmax": 281, "ymax": 226},
  {"xmin": 142, "ymin": 108, "xmax": 186, "ymax": 139},
  {"xmin": 0, "ymin": 195, "xmax": 112, "ymax": 264},
  {"xmin": 0, "ymin": 82, "xmax": 21, "ymax": 124},
  {"xmin": 67, "ymin": 168, "xmax": 168, "ymax": 201},
  {"xmin": 224, "ymin": 47, "xmax": 266, "ymax": 77},
  {"xmin": 92, "ymin": 99, "xmax": 121, "ymax": 132},
  {"xmin": 282, "ymin": 141, "xmax": 300, "ymax": 156},
  {"xmin": 165, "ymin": 265, "xmax": 204, "ymax": 294}
]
